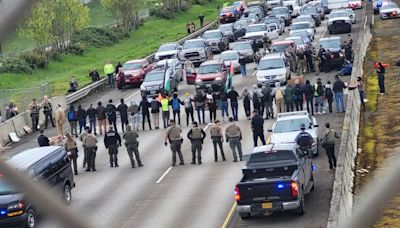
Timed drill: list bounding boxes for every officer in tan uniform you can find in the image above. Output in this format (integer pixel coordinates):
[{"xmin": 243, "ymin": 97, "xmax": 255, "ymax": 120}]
[
  {"xmin": 84, "ymin": 129, "xmax": 98, "ymax": 171},
  {"xmin": 187, "ymin": 121, "xmax": 206, "ymax": 165},
  {"xmin": 225, "ymin": 117, "xmax": 243, "ymax": 162},
  {"xmin": 210, "ymin": 120, "xmax": 225, "ymax": 162},
  {"xmin": 164, "ymin": 119, "xmax": 185, "ymax": 166}
]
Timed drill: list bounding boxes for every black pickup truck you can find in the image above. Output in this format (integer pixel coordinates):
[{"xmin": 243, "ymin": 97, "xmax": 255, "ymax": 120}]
[{"xmin": 235, "ymin": 143, "xmax": 314, "ymax": 219}]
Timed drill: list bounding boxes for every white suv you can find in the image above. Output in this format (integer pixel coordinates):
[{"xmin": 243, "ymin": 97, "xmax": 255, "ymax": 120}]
[
  {"xmin": 268, "ymin": 111, "xmax": 320, "ymax": 155},
  {"xmin": 256, "ymin": 53, "xmax": 291, "ymax": 86}
]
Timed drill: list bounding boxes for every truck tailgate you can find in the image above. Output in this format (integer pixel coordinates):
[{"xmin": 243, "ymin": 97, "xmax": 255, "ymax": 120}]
[{"xmin": 237, "ymin": 180, "xmax": 295, "ymax": 205}]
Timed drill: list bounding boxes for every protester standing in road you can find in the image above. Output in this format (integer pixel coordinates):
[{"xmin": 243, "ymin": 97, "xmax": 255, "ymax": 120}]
[
  {"xmin": 284, "ymin": 84, "xmax": 294, "ymax": 112},
  {"xmin": 184, "ymin": 93, "xmax": 195, "ymax": 126},
  {"xmin": 251, "ymin": 110, "xmax": 266, "ymax": 147},
  {"xmin": 104, "ymin": 125, "xmax": 122, "ymax": 168},
  {"xmin": 324, "ymin": 51, "xmax": 332, "ymax": 73},
  {"xmin": 77, "ymin": 105, "xmax": 87, "ymax": 134},
  {"xmin": 37, "ymin": 130, "xmax": 50, "ymax": 147},
  {"xmin": 321, "ymin": 123, "xmax": 340, "ymax": 171},
  {"xmin": 314, "ymin": 78, "xmax": 325, "ymax": 114},
  {"xmin": 303, "ymin": 80, "xmax": 315, "ymax": 115},
  {"xmin": 293, "ymin": 79, "xmax": 304, "ymax": 111},
  {"xmin": 55, "ymin": 104, "xmax": 66, "ymax": 137},
  {"xmin": 261, "ymin": 85, "xmax": 272, "ymax": 119},
  {"xmin": 239, "ymin": 56, "xmax": 247, "ymax": 77},
  {"xmin": 318, "ymin": 47, "xmax": 326, "ymax": 73},
  {"xmin": 67, "ymin": 105, "xmax": 78, "ymax": 137},
  {"xmin": 83, "ymin": 129, "xmax": 97, "ymax": 171},
  {"xmin": 161, "ymin": 95, "xmax": 170, "ymax": 129},
  {"xmin": 225, "ymin": 117, "xmax": 243, "ymax": 162},
  {"xmin": 41, "ymin": 96, "xmax": 55, "ymax": 129},
  {"xmin": 305, "ymin": 44, "xmax": 314, "ymax": 73},
  {"xmin": 240, "ymin": 88, "xmax": 251, "ymax": 120},
  {"xmin": 377, "ymin": 62, "xmax": 385, "ymax": 95},
  {"xmin": 210, "ymin": 120, "xmax": 226, "ymax": 162},
  {"xmin": 194, "ymin": 89, "xmax": 206, "ymax": 124},
  {"xmin": 297, "ymin": 48, "xmax": 307, "ymax": 76},
  {"xmin": 171, "ymin": 93, "xmax": 183, "ymax": 126},
  {"xmin": 344, "ymin": 42, "xmax": 353, "ymax": 62},
  {"xmin": 312, "ymin": 48, "xmax": 320, "ymax": 75},
  {"xmin": 117, "ymin": 98, "xmax": 129, "ymax": 133},
  {"xmin": 79, "ymin": 126, "xmax": 90, "ymax": 169},
  {"xmin": 29, "ymin": 98, "xmax": 40, "ymax": 132},
  {"xmin": 117, "ymin": 67, "xmax": 125, "ymax": 91},
  {"xmin": 129, "ymin": 101, "xmax": 141, "ymax": 131},
  {"xmin": 207, "ymin": 89, "xmax": 217, "ymax": 123},
  {"xmin": 150, "ymin": 97, "xmax": 161, "ymax": 129},
  {"xmin": 164, "ymin": 119, "xmax": 185, "ymax": 166},
  {"xmin": 64, "ymin": 133, "xmax": 79, "ymax": 175},
  {"xmin": 251, "ymin": 85, "xmax": 261, "ymax": 113},
  {"xmin": 139, "ymin": 96, "xmax": 152, "ymax": 130},
  {"xmin": 104, "ymin": 61, "xmax": 115, "ymax": 88},
  {"xmin": 333, "ymin": 75, "xmax": 346, "ymax": 112},
  {"xmin": 96, "ymin": 101, "xmax": 107, "ymax": 135},
  {"xmin": 228, "ymin": 87, "xmax": 240, "ymax": 121},
  {"xmin": 86, "ymin": 104, "xmax": 97, "ymax": 135},
  {"xmin": 325, "ymin": 81, "xmax": 334, "ymax": 113},
  {"xmin": 220, "ymin": 88, "xmax": 229, "ymax": 121},
  {"xmin": 123, "ymin": 124, "xmax": 143, "ymax": 168},
  {"xmin": 272, "ymin": 82, "xmax": 285, "ymax": 113},
  {"xmin": 106, "ymin": 99, "xmax": 118, "ymax": 131},
  {"xmin": 187, "ymin": 121, "xmax": 206, "ymax": 165},
  {"xmin": 89, "ymin": 68, "xmax": 100, "ymax": 82}
]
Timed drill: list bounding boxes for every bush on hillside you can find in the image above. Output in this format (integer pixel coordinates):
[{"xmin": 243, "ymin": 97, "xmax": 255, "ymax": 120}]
[
  {"xmin": 149, "ymin": 7, "xmax": 175, "ymax": 19},
  {"xmin": 0, "ymin": 50, "xmax": 48, "ymax": 74},
  {"xmin": 20, "ymin": 51, "xmax": 48, "ymax": 69},
  {"xmin": 0, "ymin": 57, "xmax": 34, "ymax": 74},
  {"xmin": 71, "ymin": 27, "xmax": 121, "ymax": 48},
  {"xmin": 65, "ymin": 42, "xmax": 85, "ymax": 55}
]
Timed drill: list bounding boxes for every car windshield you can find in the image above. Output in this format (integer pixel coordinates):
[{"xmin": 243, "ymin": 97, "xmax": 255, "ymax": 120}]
[
  {"xmin": 249, "ymin": 7, "xmax": 262, "ymax": 13},
  {"xmin": 330, "ymin": 11, "xmax": 348, "ymax": 18},
  {"xmin": 199, "ymin": 64, "xmax": 221, "ymax": 74},
  {"xmin": 296, "ymin": 17, "xmax": 312, "ymax": 23},
  {"xmin": 221, "ymin": 52, "xmax": 239, "ymax": 61},
  {"xmin": 291, "ymin": 23, "xmax": 310, "ymax": 30},
  {"xmin": 258, "ymin": 58, "xmax": 284, "ymax": 70},
  {"xmin": 381, "ymin": 3, "xmax": 398, "ymax": 9},
  {"xmin": 123, "ymin": 62, "xmax": 142, "ymax": 70},
  {"xmin": 183, "ymin": 40, "xmax": 204, "ymax": 49},
  {"xmin": 203, "ymin": 31, "xmax": 221, "ymax": 39},
  {"xmin": 219, "ymin": 24, "xmax": 233, "ymax": 31},
  {"xmin": 319, "ymin": 39, "xmax": 341, "ymax": 49},
  {"xmin": 271, "ymin": 44, "xmax": 289, "ymax": 53},
  {"xmin": 221, "ymin": 6, "xmax": 234, "ymax": 13},
  {"xmin": 248, "ymin": 151, "xmax": 297, "ymax": 163},
  {"xmin": 159, "ymin": 44, "xmax": 176, "ymax": 52},
  {"xmin": 234, "ymin": 20, "xmax": 248, "ymax": 29},
  {"xmin": 287, "ymin": 37, "xmax": 304, "ymax": 45},
  {"xmin": 233, "ymin": 42, "xmax": 251, "ymax": 50},
  {"xmin": 302, "ymin": 7, "xmax": 318, "ymax": 14},
  {"xmin": 291, "ymin": 30, "xmax": 309, "ymax": 37},
  {"xmin": 271, "ymin": 8, "xmax": 289, "ymax": 15},
  {"xmin": 247, "ymin": 25, "xmax": 266, "ymax": 32},
  {"xmin": 274, "ymin": 118, "xmax": 311, "ymax": 133},
  {"xmin": 0, "ymin": 177, "xmax": 17, "ymax": 195},
  {"xmin": 264, "ymin": 18, "xmax": 279, "ymax": 24},
  {"xmin": 144, "ymin": 72, "xmax": 164, "ymax": 82}
]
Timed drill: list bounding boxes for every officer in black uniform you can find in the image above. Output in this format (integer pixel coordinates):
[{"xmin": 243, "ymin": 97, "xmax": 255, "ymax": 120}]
[
  {"xmin": 251, "ymin": 110, "xmax": 266, "ymax": 147},
  {"xmin": 37, "ymin": 130, "xmax": 50, "ymax": 147},
  {"xmin": 117, "ymin": 98, "xmax": 129, "ymax": 133},
  {"xmin": 295, "ymin": 123, "xmax": 313, "ymax": 154},
  {"xmin": 106, "ymin": 99, "xmax": 118, "ymax": 132},
  {"xmin": 187, "ymin": 121, "xmax": 206, "ymax": 165},
  {"xmin": 104, "ymin": 125, "xmax": 122, "ymax": 167}
]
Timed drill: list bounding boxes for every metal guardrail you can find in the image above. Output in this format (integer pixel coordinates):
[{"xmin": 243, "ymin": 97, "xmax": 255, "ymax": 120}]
[{"xmin": 65, "ymin": 20, "xmax": 218, "ymax": 105}]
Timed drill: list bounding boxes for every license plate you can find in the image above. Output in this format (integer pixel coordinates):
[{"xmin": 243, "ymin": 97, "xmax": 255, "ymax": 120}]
[
  {"xmin": 262, "ymin": 202, "xmax": 272, "ymax": 209},
  {"xmin": 150, "ymin": 91, "xmax": 156, "ymax": 94},
  {"xmin": 206, "ymin": 84, "xmax": 212, "ymax": 88}
]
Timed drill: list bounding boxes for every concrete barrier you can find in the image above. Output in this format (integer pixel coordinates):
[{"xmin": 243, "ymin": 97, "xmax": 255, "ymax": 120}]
[{"xmin": 327, "ymin": 17, "xmax": 373, "ymax": 228}]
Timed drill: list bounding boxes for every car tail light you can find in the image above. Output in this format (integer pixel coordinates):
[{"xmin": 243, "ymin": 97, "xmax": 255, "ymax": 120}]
[
  {"xmin": 291, "ymin": 182, "xmax": 299, "ymax": 197},
  {"xmin": 234, "ymin": 186, "xmax": 241, "ymax": 201},
  {"xmin": 227, "ymin": 13, "xmax": 233, "ymax": 16}
]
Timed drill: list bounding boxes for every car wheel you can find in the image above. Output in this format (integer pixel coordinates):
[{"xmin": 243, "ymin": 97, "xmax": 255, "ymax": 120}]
[
  {"xmin": 25, "ymin": 209, "xmax": 36, "ymax": 228},
  {"xmin": 294, "ymin": 196, "xmax": 305, "ymax": 215},
  {"xmin": 63, "ymin": 184, "xmax": 72, "ymax": 205},
  {"xmin": 239, "ymin": 213, "xmax": 251, "ymax": 220},
  {"xmin": 310, "ymin": 173, "xmax": 315, "ymax": 192}
]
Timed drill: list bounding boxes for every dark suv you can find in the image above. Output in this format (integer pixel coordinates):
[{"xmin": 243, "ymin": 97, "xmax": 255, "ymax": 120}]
[{"xmin": 0, "ymin": 146, "xmax": 75, "ymax": 228}]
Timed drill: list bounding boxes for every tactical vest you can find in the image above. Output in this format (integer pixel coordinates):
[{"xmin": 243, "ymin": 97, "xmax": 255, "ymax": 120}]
[
  {"xmin": 191, "ymin": 127, "xmax": 202, "ymax": 139},
  {"xmin": 168, "ymin": 126, "xmax": 181, "ymax": 140},
  {"xmin": 210, "ymin": 126, "xmax": 222, "ymax": 137},
  {"xmin": 226, "ymin": 124, "xmax": 240, "ymax": 137},
  {"xmin": 124, "ymin": 132, "xmax": 138, "ymax": 146}
]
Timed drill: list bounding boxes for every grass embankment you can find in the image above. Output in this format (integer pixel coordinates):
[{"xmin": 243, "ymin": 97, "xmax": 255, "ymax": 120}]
[
  {"xmin": 2, "ymin": 0, "xmax": 115, "ymax": 55},
  {"xmin": 0, "ymin": 1, "xmax": 223, "ymax": 95},
  {"xmin": 355, "ymin": 14, "xmax": 400, "ymax": 228}
]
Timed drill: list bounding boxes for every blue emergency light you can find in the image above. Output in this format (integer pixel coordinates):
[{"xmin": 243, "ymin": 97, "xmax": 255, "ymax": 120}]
[
  {"xmin": 0, "ymin": 210, "xmax": 6, "ymax": 215},
  {"xmin": 277, "ymin": 183, "xmax": 285, "ymax": 189}
]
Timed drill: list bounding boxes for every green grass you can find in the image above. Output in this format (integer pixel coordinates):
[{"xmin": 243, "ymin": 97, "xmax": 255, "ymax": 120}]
[
  {"xmin": 0, "ymin": 1, "xmax": 223, "ymax": 95},
  {"xmin": 87, "ymin": 0, "xmax": 116, "ymax": 27}
]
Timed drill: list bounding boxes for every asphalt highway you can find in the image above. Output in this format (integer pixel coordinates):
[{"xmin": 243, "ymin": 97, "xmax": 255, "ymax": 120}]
[{"xmin": 2, "ymin": 7, "xmax": 364, "ymax": 228}]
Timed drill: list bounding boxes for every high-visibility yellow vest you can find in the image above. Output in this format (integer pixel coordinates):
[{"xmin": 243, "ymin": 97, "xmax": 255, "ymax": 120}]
[{"xmin": 161, "ymin": 98, "xmax": 169, "ymax": 111}]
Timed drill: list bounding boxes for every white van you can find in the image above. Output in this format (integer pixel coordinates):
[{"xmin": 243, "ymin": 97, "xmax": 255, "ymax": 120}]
[
  {"xmin": 256, "ymin": 53, "xmax": 291, "ymax": 86},
  {"xmin": 327, "ymin": 0, "xmax": 349, "ymax": 10}
]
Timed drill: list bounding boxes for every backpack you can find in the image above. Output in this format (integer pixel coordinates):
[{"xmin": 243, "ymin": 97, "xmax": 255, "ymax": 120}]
[
  {"xmin": 325, "ymin": 87, "xmax": 333, "ymax": 98},
  {"xmin": 151, "ymin": 101, "xmax": 159, "ymax": 112},
  {"xmin": 316, "ymin": 84, "xmax": 324, "ymax": 96},
  {"xmin": 184, "ymin": 98, "xmax": 193, "ymax": 108},
  {"xmin": 195, "ymin": 93, "xmax": 205, "ymax": 102},
  {"xmin": 67, "ymin": 111, "xmax": 76, "ymax": 121},
  {"xmin": 262, "ymin": 87, "xmax": 271, "ymax": 101},
  {"xmin": 253, "ymin": 92, "xmax": 260, "ymax": 103},
  {"xmin": 275, "ymin": 89, "xmax": 284, "ymax": 100},
  {"xmin": 297, "ymin": 132, "xmax": 313, "ymax": 147},
  {"xmin": 243, "ymin": 94, "xmax": 250, "ymax": 103},
  {"xmin": 172, "ymin": 99, "xmax": 180, "ymax": 111}
]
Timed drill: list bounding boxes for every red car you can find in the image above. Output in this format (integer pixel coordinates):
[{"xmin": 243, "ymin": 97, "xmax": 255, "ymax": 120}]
[
  {"xmin": 184, "ymin": 61, "xmax": 197, "ymax": 85},
  {"xmin": 195, "ymin": 60, "xmax": 228, "ymax": 91},
  {"xmin": 117, "ymin": 59, "xmax": 155, "ymax": 88}
]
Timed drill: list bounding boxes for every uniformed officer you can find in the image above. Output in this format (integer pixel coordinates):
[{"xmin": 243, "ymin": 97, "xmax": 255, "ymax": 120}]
[
  {"xmin": 79, "ymin": 126, "xmax": 90, "ymax": 168},
  {"xmin": 225, "ymin": 117, "xmax": 243, "ymax": 162},
  {"xmin": 210, "ymin": 120, "xmax": 226, "ymax": 162},
  {"xmin": 104, "ymin": 125, "xmax": 122, "ymax": 167},
  {"xmin": 187, "ymin": 121, "xmax": 206, "ymax": 165},
  {"xmin": 84, "ymin": 129, "xmax": 98, "ymax": 171},
  {"xmin": 123, "ymin": 124, "xmax": 143, "ymax": 168},
  {"xmin": 41, "ymin": 95, "xmax": 55, "ymax": 129},
  {"xmin": 164, "ymin": 119, "xmax": 185, "ymax": 166},
  {"xmin": 106, "ymin": 99, "xmax": 118, "ymax": 132},
  {"xmin": 251, "ymin": 110, "xmax": 266, "ymax": 147},
  {"xmin": 37, "ymin": 130, "xmax": 50, "ymax": 147},
  {"xmin": 29, "ymin": 98, "xmax": 40, "ymax": 132}
]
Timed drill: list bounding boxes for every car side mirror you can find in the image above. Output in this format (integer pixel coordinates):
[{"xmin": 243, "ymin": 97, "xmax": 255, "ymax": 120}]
[{"xmin": 268, "ymin": 129, "xmax": 272, "ymax": 132}]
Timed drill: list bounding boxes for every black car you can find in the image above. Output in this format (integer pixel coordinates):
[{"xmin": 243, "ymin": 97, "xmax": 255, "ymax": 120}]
[
  {"xmin": 0, "ymin": 146, "xmax": 75, "ymax": 228},
  {"xmin": 235, "ymin": 144, "xmax": 314, "ymax": 219},
  {"xmin": 318, "ymin": 37, "xmax": 345, "ymax": 68}
]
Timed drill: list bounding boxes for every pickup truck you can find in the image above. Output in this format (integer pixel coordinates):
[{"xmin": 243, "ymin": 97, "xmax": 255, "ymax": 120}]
[{"xmin": 235, "ymin": 143, "xmax": 315, "ymax": 219}]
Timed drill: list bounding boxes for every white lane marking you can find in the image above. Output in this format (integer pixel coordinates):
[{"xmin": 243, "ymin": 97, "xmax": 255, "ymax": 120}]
[
  {"xmin": 321, "ymin": 27, "xmax": 328, "ymax": 39},
  {"xmin": 116, "ymin": 89, "xmax": 141, "ymax": 106},
  {"xmin": 156, "ymin": 166, "xmax": 173, "ymax": 184}
]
